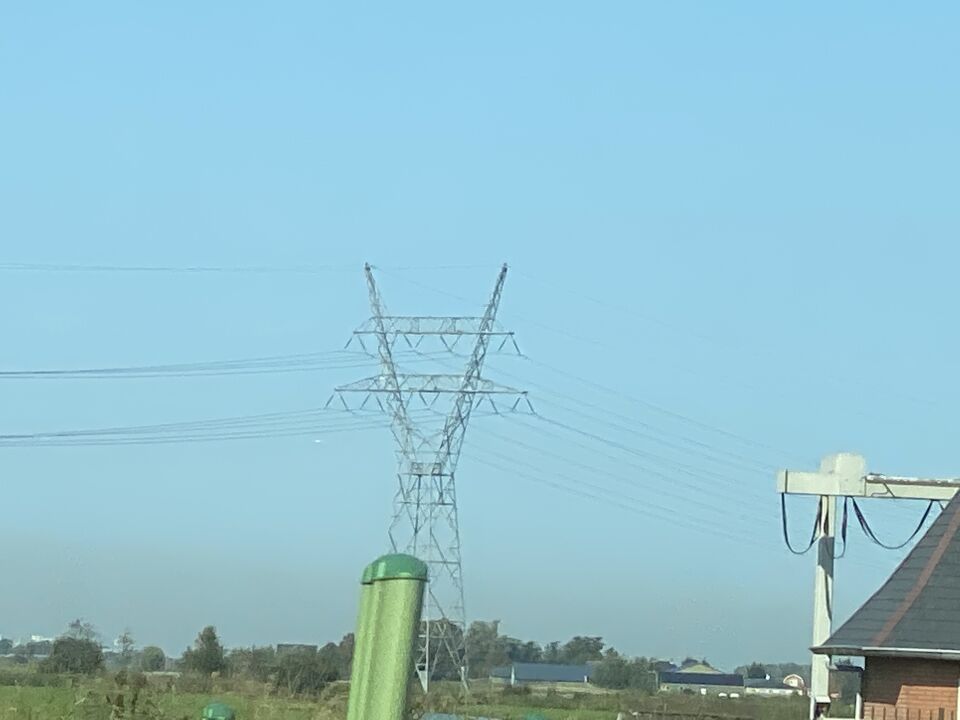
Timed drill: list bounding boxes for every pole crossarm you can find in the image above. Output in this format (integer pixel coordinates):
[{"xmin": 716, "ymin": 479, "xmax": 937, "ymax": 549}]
[{"xmin": 778, "ymin": 454, "xmax": 960, "ymax": 501}]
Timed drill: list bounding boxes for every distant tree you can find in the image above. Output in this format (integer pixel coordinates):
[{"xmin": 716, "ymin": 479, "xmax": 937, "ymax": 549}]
[
  {"xmin": 560, "ymin": 636, "xmax": 604, "ymax": 664},
  {"xmin": 66, "ymin": 618, "xmax": 99, "ymax": 643},
  {"xmin": 338, "ymin": 634, "xmax": 355, "ymax": 674},
  {"xmin": 502, "ymin": 637, "xmax": 542, "ymax": 664},
  {"xmin": 593, "ymin": 656, "xmax": 631, "ymax": 689},
  {"xmin": 543, "ymin": 641, "xmax": 562, "ymax": 663},
  {"xmin": 117, "ymin": 630, "xmax": 136, "ymax": 668},
  {"xmin": 0, "ymin": 639, "xmax": 12, "ymax": 654},
  {"xmin": 275, "ymin": 648, "xmax": 336, "ymax": 695},
  {"xmin": 317, "ymin": 643, "xmax": 344, "ymax": 679},
  {"xmin": 629, "ymin": 658, "xmax": 659, "ymax": 692},
  {"xmin": 466, "ymin": 621, "xmax": 505, "ymax": 679},
  {"xmin": 594, "ymin": 655, "xmax": 658, "ymax": 691},
  {"xmin": 181, "ymin": 626, "xmax": 226, "ymax": 675},
  {"xmin": 40, "ymin": 637, "xmax": 104, "ymax": 674},
  {"xmin": 420, "ymin": 619, "xmax": 465, "ymax": 680},
  {"xmin": 227, "ymin": 646, "xmax": 275, "ymax": 681},
  {"xmin": 746, "ymin": 662, "xmax": 768, "ymax": 679},
  {"xmin": 139, "ymin": 646, "xmax": 166, "ymax": 672},
  {"xmin": 16, "ymin": 640, "xmax": 53, "ymax": 658}
]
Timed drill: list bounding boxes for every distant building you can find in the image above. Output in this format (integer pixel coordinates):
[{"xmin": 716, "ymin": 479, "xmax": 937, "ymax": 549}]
[
  {"xmin": 783, "ymin": 673, "xmax": 806, "ymax": 691},
  {"xmin": 658, "ymin": 671, "xmax": 745, "ymax": 696},
  {"xmin": 491, "ymin": 662, "xmax": 593, "ymax": 687},
  {"xmin": 677, "ymin": 662, "xmax": 722, "ymax": 675},
  {"xmin": 744, "ymin": 678, "xmax": 804, "ymax": 697}
]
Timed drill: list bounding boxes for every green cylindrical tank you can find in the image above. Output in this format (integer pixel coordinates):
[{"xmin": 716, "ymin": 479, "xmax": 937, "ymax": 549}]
[
  {"xmin": 346, "ymin": 553, "xmax": 427, "ymax": 720},
  {"xmin": 346, "ymin": 562, "xmax": 377, "ymax": 720},
  {"xmin": 200, "ymin": 702, "xmax": 235, "ymax": 720}
]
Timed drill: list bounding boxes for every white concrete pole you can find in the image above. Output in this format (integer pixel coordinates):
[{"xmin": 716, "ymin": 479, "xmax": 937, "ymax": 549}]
[{"xmin": 811, "ymin": 494, "xmax": 837, "ymax": 719}]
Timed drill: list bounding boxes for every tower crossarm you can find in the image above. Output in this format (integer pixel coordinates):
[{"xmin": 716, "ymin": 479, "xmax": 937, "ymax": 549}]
[
  {"xmin": 334, "ymin": 374, "xmax": 525, "ymax": 395},
  {"xmin": 353, "ymin": 316, "xmax": 515, "ymax": 337}
]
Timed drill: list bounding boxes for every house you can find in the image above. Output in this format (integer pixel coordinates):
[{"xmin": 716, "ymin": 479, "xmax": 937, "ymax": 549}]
[
  {"xmin": 658, "ymin": 671, "xmax": 745, "ymax": 696},
  {"xmin": 814, "ymin": 491, "xmax": 960, "ymax": 720},
  {"xmin": 783, "ymin": 673, "xmax": 806, "ymax": 691},
  {"xmin": 678, "ymin": 660, "xmax": 721, "ymax": 675},
  {"xmin": 744, "ymin": 677, "xmax": 804, "ymax": 697},
  {"xmin": 490, "ymin": 662, "xmax": 593, "ymax": 687}
]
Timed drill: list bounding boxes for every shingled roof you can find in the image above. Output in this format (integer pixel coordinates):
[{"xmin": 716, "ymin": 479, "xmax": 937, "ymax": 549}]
[{"xmin": 815, "ymin": 491, "xmax": 960, "ymax": 659}]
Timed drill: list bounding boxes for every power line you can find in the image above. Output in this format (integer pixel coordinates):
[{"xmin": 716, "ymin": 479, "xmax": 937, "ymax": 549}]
[
  {"xmin": 780, "ymin": 495, "xmax": 823, "ymax": 555},
  {"xmin": 513, "ymin": 267, "xmax": 946, "ymax": 414},
  {"xmin": 0, "ymin": 262, "xmax": 496, "ymax": 274},
  {"xmin": 470, "ymin": 420, "xmax": 777, "ymax": 528},
  {"xmin": 413, "ymin": 347, "xmax": 779, "ymax": 476},
  {"xmin": 376, "ymin": 269, "xmax": 800, "ymax": 464},
  {"xmin": 0, "ymin": 407, "xmax": 433, "ymax": 447},
  {"xmin": 528, "ymin": 394, "xmax": 772, "ymax": 476},
  {"xmin": 850, "ymin": 498, "xmax": 937, "ymax": 550},
  {"xmin": 0, "ymin": 350, "xmax": 448, "ymax": 380},
  {"xmin": 464, "ymin": 450, "xmax": 763, "ymax": 547},
  {"xmin": 0, "ymin": 262, "xmax": 360, "ymax": 274},
  {"xmin": 521, "ymin": 413, "xmax": 768, "ymax": 501},
  {"xmin": 472, "ymin": 413, "xmax": 778, "ymax": 521},
  {"xmin": 521, "ymin": 355, "xmax": 800, "ymax": 463}
]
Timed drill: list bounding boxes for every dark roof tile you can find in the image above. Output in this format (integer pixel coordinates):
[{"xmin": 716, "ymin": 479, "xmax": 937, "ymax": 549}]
[
  {"xmin": 659, "ymin": 672, "xmax": 744, "ymax": 687},
  {"xmin": 817, "ymin": 491, "xmax": 960, "ymax": 655}
]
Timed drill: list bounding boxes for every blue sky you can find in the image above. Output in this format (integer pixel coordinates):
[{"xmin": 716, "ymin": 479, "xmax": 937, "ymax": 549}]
[{"xmin": 1, "ymin": 2, "xmax": 958, "ymax": 668}]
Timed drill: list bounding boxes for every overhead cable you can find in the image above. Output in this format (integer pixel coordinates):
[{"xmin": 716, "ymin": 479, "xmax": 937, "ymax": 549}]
[
  {"xmin": 0, "ymin": 407, "xmax": 431, "ymax": 447},
  {"xmin": 0, "ymin": 350, "xmax": 446, "ymax": 380},
  {"xmin": 476, "ymin": 414, "xmax": 778, "ymax": 523},
  {"xmin": 851, "ymin": 498, "xmax": 936, "ymax": 550},
  {"xmin": 465, "ymin": 451, "xmax": 757, "ymax": 546},
  {"xmin": 780, "ymin": 495, "xmax": 822, "ymax": 555}
]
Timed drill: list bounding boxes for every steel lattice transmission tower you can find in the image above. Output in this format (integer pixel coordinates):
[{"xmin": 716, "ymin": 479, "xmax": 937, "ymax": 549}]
[{"xmin": 328, "ymin": 263, "xmax": 528, "ymax": 690}]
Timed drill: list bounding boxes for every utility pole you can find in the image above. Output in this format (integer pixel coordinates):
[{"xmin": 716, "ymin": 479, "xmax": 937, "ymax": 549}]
[
  {"xmin": 778, "ymin": 453, "xmax": 960, "ymax": 719},
  {"xmin": 811, "ymin": 491, "xmax": 837, "ymax": 719},
  {"xmin": 330, "ymin": 263, "xmax": 529, "ymax": 691}
]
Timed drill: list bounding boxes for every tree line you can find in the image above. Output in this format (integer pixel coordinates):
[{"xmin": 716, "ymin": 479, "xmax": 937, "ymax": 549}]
[{"xmin": 15, "ymin": 617, "xmax": 815, "ymax": 696}]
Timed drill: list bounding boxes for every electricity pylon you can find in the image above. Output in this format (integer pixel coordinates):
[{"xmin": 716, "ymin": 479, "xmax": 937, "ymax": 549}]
[{"xmin": 329, "ymin": 263, "xmax": 529, "ymax": 690}]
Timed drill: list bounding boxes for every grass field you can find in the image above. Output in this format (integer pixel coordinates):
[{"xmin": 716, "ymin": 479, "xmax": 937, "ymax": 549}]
[{"xmin": 0, "ymin": 676, "xmax": 815, "ymax": 720}]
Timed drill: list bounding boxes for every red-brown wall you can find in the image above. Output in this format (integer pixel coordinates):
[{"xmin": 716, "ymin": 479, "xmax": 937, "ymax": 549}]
[{"xmin": 863, "ymin": 657, "xmax": 959, "ymax": 720}]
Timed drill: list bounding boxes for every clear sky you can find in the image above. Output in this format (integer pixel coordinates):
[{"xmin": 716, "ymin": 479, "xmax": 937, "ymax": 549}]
[{"xmin": 1, "ymin": 3, "xmax": 958, "ymax": 669}]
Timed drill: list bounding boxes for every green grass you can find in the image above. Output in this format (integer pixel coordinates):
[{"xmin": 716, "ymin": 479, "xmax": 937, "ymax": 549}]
[
  {"xmin": 0, "ymin": 684, "xmax": 345, "ymax": 720},
  {"xmin": 0, "ymin": 677, "xmax": 812, "ymax": 720}
]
